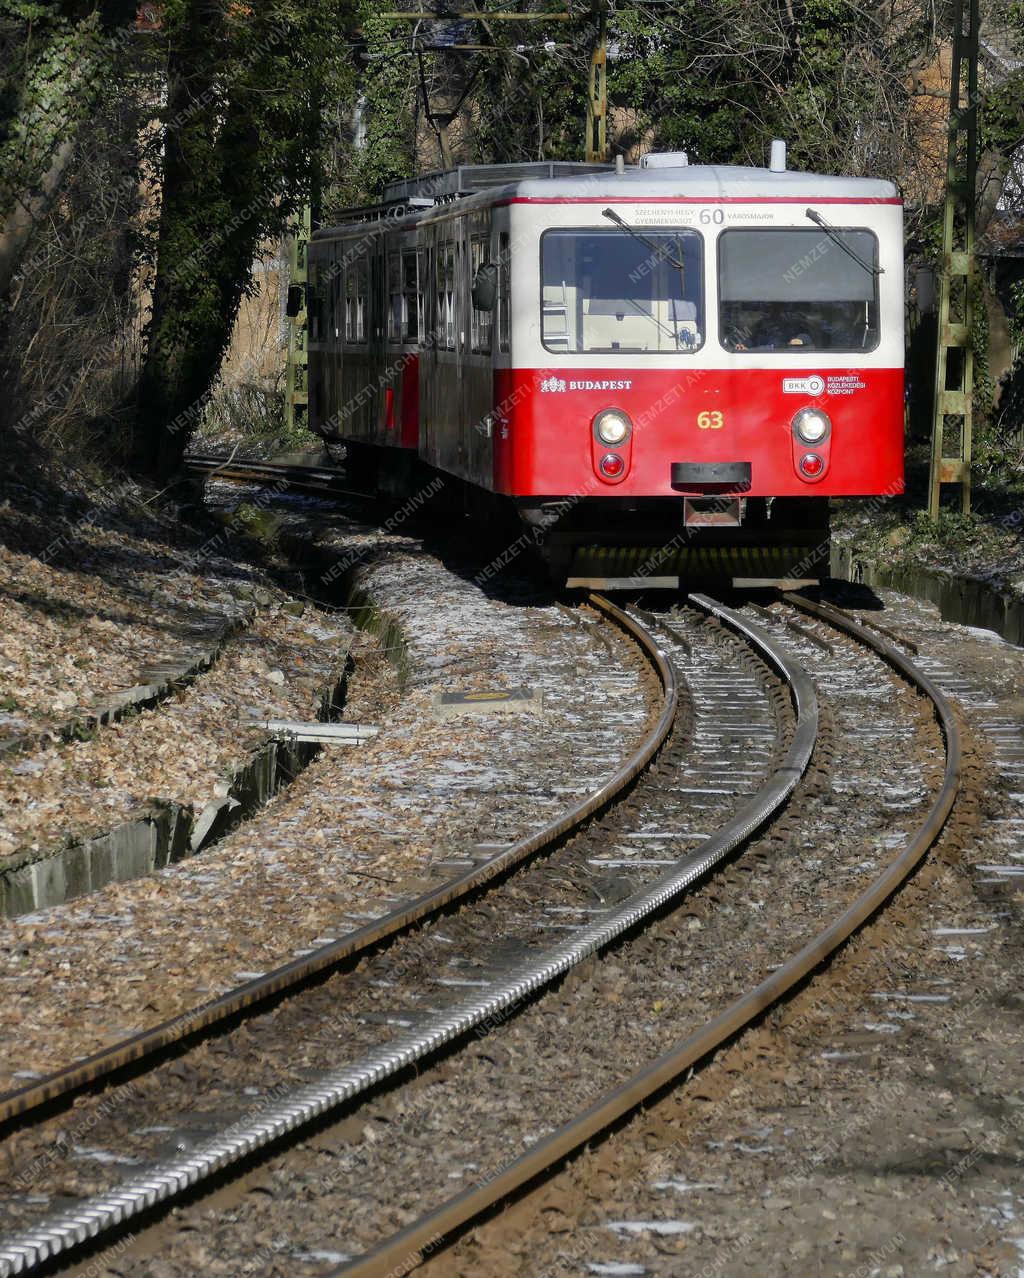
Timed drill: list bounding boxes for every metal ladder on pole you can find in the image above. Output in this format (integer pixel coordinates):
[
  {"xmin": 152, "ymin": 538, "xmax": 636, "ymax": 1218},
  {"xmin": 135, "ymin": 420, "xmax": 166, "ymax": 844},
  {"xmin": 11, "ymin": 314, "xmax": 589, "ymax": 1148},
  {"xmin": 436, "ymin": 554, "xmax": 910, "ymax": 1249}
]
[
  {"xmin": 928, "ymin": 0, "xmax": 979, "ymax": 518},
  {"xmin": 284, "ymin": 205, "xmax": 310, "ymax": 439}
]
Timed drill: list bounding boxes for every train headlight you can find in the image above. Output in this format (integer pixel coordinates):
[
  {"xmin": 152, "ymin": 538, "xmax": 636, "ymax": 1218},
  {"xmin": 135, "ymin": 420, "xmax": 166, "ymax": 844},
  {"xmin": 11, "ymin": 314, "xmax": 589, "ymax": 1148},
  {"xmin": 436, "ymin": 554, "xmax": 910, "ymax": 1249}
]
[
  {"xmin": 593, "ymin": 408, "xmax": 633, "ymax": 447},
  {"xmin": 792, "ymin": 407, "xmax": 831, "ymax": 445}
]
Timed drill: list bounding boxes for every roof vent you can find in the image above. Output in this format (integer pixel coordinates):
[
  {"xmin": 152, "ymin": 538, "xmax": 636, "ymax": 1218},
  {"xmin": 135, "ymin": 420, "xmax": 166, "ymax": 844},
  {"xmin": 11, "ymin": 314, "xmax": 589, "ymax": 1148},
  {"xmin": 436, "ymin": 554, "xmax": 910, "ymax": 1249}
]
[
  {"xmin": 769, "ymin": 139, "xmax": 787, "ymax": 172},
  {"xmin": 640, "ymin": 151, "xmax": 689, "ymax": 169}
]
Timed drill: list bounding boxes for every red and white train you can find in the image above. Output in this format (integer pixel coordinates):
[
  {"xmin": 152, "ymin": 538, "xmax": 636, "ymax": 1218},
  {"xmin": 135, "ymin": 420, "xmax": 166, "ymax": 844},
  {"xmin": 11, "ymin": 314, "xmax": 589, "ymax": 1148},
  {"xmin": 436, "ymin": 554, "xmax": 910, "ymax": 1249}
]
[{"xmin": 307, "ymin": 148, "xmax": 904, "ymax": 585}]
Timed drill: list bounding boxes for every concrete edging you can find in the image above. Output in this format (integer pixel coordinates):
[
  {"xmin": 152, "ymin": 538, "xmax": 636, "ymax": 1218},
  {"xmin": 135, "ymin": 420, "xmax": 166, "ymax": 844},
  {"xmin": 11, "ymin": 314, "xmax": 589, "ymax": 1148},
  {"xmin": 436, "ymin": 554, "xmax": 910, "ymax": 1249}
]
[
  {"xmin": 831, "ymin": 543, "xmax": 1024, "ymax": 647},
  {"xmin": 0, "ymin": 669, "xmax": 350, "ymax": 918},
  {"xmin": 0, "ymin": 608, "xmax": 256, "ymax": 760}
]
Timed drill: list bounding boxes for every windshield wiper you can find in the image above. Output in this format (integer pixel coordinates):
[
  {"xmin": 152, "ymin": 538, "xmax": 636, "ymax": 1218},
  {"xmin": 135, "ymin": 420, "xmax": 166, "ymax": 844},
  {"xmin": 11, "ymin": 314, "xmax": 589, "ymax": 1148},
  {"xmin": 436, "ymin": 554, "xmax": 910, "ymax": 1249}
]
[
  {"xmin": 600, "ymin": 208, "xmax": 693, "ymax": 348},
  {"xmin": 601, "ymin": 207, "xmax": 686, "ymax": 271},
  {"xmin": 805, "ymin": 208, "xmax": 883, "ymax": 277}
]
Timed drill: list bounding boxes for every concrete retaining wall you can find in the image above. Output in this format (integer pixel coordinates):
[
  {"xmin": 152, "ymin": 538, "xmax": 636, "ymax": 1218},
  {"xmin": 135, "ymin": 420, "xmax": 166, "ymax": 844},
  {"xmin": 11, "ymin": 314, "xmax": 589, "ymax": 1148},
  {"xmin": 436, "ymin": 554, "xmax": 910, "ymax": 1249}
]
[{"xmin": 831, "ymin": 544, "xmax": 1024, "ymax": 648}]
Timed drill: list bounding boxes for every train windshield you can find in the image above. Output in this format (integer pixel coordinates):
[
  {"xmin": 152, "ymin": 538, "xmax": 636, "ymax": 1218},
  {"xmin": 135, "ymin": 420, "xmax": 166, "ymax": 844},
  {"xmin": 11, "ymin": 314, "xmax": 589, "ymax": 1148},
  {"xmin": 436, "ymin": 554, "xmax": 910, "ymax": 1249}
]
[
  {"xmin": 719, "ymin": 228, "xmax": 879, "ymax": 354},
  {"xmin": 541, "ymin": 228, "xmax": 704, "ymax": 355}
]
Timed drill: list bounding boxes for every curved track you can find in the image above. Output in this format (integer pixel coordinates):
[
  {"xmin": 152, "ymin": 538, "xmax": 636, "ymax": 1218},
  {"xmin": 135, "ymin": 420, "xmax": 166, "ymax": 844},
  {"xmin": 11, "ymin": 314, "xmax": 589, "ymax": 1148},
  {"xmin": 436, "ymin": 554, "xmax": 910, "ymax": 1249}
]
[
  {"xmin": 324, "ymin": 591, "xmax": 959, "ymax": 1278},
  {"xmin": 183, "ymin": 454, "xmax": 367, "ymax": 499},
  {"xmin": 0, "ymin": 592, "xmax": 960, "ymax": 1278}
]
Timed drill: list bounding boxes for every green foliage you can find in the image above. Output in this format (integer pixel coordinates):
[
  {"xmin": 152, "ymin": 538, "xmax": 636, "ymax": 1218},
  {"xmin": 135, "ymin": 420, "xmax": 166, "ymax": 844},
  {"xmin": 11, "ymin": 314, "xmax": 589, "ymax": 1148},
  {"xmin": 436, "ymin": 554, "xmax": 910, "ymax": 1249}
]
[
  {"xmin": 1009, "ymin": 280, "xmax": 1024, "ymax": 350},
  {"xmin": 909, "ymin": 506, "xmax": 977, "ymax": 540},
  {"xmin": 610, "ymin": 0, "xmax": 924, "ymax": 176},
  {"xmin": 326, "ymin": 5, "xmax": 418, "ymax": 211},
  {"xmin": 981, "ymin": 76, "xmax": 1024, "ymax": 163}
]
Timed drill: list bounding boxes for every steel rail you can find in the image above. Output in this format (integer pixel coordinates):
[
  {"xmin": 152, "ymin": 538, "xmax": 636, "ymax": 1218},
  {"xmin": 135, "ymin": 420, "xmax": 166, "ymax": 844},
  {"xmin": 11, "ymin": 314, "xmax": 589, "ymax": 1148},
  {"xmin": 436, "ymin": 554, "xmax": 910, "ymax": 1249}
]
[
  {"xmin": 185, "ymin": 453, "xmax": 341, "ymax": 475},
  {"xmin": 0, "ymin": 596, "xmax": 673, "ymax": 1129},
  {"xmin": 0, "ymin": 595, "xmax": 812, "ymax": 1277},
  {"xmin": 185, "ymin": 457, "xmax": 340, "ymax": 480},
  {"xmin": 324, "ymin": 591, "xmax": 961, "ymax": 1278},
  {"xmin": 182, "ymin": 454, "xmax": 369, "ymax": 499}
]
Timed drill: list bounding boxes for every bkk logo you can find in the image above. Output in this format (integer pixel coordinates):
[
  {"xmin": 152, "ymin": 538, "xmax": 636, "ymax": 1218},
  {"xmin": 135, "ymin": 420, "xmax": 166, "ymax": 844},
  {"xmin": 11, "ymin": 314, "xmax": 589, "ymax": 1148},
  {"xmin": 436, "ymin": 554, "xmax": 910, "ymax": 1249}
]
[{"xmin": 782, "ymin": 375, "xmax": 825, "ymax": 396}]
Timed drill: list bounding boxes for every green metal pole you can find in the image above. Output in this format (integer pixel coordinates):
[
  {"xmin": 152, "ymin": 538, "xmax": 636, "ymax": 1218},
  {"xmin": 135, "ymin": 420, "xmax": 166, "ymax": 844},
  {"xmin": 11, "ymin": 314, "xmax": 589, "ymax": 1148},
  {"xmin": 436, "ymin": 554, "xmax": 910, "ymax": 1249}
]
[{"xmin": 586, "ymin": 0, "xmax": 607, "ymax": 163}]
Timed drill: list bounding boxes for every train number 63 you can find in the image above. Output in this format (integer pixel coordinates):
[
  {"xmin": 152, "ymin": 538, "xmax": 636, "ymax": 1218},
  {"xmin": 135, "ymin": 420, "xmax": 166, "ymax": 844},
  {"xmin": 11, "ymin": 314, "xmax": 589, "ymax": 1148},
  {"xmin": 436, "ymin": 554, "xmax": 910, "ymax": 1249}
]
[{"xmin": 697, "ymin": 410, "xmax": 725, "ymax": 429}]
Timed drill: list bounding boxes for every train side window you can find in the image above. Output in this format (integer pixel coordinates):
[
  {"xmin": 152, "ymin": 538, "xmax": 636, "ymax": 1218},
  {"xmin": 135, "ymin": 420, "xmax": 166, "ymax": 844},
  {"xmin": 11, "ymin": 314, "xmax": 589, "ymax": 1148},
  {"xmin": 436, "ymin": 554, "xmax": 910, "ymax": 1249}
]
[
  {"xmin": 331, "ymin": 255, "xmax": 342, "ymax": 341},
  {"xmin": 498, "ymin": 231, "xmax": 510, "ymax": 354},
  {"xmin": 436, "ymin": 240, "xmax": 455, "ymax": 350},
  {"xmin": 387, "ymin": 250, "xmax": 402, "ymax": 343},
  {"xmin": 434, "ymin": 242, "xmax": 444, "ymax": 347},
  {"xmin": 418, "ymin": 245, "xmax": 430, "ymax": 347},
  {"xmin": 456, "ymin": 235, "xmax": 466, "ymax": 351},
  {"xmin": 718, "ymin": 228, "xmax": 879, "ymax": 354},
  {"xmin": 344, "ymin": 259, "xmax": 355, "ymax": 342},
  {"xmin": 402, "ymin": 250, "xmax": 419, "ymax": 342},
  {"xmin": 470, "ymin": 235, "xmax": 493, "ymax": 354},
  {"xmin": 356, "ymin": 255, "xmax": 368, "ymax": 342}
]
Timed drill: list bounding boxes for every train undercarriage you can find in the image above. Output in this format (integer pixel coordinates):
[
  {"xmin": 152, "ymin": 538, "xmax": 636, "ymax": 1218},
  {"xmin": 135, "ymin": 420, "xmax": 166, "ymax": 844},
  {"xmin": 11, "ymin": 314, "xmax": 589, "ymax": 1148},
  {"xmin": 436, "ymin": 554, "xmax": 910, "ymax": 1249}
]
[
  {"xmin": 516, "ymin": 495, "xmax": 831, "ymax": 589},
  {"xmin": 337, "ymin": 440, "xmax": 830, "ymax": 589}
]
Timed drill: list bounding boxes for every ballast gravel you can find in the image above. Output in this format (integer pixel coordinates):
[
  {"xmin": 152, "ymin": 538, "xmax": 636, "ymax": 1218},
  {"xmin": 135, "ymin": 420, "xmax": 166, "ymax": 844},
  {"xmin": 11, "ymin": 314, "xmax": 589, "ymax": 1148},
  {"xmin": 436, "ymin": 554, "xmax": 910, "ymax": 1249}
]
[{"xmin": 0, "ymin": 533, "xmax": 654, "ymax": 1094}]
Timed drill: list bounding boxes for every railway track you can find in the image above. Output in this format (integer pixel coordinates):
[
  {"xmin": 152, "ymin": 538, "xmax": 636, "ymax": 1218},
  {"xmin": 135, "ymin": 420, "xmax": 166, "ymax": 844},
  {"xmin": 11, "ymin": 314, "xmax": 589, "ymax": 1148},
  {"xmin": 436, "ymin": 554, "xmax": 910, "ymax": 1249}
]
[
  {"xmin": 321, "ymin": 594, "xmax": 959, "ymax": 1278},
  {"xmin": 0, "ymin": 592, "xmax": 960, "ymax": 1277},
  {"xmin": 183, "ymin": 453, "xmax": 367, "ymax": 500}
]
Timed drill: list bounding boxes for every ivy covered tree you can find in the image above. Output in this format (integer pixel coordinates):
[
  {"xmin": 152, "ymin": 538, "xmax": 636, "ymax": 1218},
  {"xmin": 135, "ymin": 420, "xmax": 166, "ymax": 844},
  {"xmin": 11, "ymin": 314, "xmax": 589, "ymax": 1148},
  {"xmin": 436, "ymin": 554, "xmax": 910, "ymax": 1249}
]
[
  {"xmin": 0, "ymin": 0, "xmax": 137, "ymax": 299},
  {"xmin": 324, "ymin": 4, "xmax": 420, "ymax": 215},
  {"xmin": 135, "ymin": 0, "xmax": 357, "ymax": 477}
]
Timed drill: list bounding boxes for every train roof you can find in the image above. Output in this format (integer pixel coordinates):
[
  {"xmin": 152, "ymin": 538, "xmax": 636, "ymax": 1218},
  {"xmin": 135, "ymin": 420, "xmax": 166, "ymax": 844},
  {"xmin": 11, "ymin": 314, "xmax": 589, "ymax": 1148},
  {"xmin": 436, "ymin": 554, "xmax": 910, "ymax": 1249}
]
[
  {"xmin": 506, "ymin": 165, "xmax": 899, "ymax": 201},
  {"xmin": 313, "ymin": 161, "xmax": 899, "ymax": 240}
]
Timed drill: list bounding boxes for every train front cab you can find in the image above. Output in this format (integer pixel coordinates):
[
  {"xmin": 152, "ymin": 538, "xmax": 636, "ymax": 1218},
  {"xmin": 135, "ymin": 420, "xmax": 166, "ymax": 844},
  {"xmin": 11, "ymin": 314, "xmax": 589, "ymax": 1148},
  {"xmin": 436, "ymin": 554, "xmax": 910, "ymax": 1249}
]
[{"xmin": 496, "ymin": 174, "xmax": 905, "ymax": 587}]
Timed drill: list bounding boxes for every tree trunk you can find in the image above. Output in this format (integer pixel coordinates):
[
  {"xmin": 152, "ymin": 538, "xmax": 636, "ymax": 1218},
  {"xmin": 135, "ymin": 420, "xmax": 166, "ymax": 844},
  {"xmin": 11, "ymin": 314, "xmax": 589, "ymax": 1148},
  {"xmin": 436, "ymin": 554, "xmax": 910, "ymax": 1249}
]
[{"xmin": 134, "ymin": 0, "xmax": 222, "ymax": 477}]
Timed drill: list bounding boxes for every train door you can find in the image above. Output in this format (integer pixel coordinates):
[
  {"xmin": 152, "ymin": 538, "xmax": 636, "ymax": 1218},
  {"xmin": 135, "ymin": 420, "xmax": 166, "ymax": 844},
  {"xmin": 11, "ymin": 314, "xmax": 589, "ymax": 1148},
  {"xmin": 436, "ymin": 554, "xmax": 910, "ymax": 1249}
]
[
  {"xmin": 436, "ymin": 229, "xmax": 460, "ymax": 474},
  {"xmin": 382, "ymin": 228, "xmax": 420, "ymax": 451},
  {"xmin": 398, "ymin": 236, "xmax": 421, "ymax": 449},
  {"xmin": 328, "ymin": 241, "xmax": 342, "ymax": 434},
  {"xmin": 455, "ymin": 217, "xmax": 469, "ymax": 476},
  {"xmin": 418, "ymin": 223, "xmax": 441, "ymax": 470},
  {"xmin": 370, "ymin": 233, "xmax": 386, "ymax": 443},
  {"xmin": 465, "ymin": 210, "xmax": 496, "ymax": 489},
  {"xmin": 491, "ymin": 214, "xmax": 514, "ymax": 495}
]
